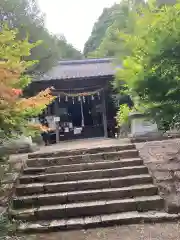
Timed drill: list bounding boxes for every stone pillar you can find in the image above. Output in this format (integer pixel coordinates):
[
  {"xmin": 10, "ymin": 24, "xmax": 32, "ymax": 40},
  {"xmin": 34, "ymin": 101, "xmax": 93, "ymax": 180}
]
[{"xmin": 102, "ymin": 90, "xmax": 108, "ymax": 138}]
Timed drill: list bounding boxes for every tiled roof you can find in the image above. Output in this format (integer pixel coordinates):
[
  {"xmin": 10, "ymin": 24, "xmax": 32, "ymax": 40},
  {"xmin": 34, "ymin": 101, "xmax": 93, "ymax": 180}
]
[{"xmin": 35, "ymin": 58, "xmax": 120, "ymax": 81}]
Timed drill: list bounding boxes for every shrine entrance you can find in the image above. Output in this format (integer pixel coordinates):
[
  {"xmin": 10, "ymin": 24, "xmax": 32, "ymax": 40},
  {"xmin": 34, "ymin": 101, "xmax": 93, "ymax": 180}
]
[
  {"xmin": 47, "ymin": 88, "xmax": 107, "ymax": 142},
  {"xmin": 27, "ymin": 58, "xmax": 118, "ymax": 143}
]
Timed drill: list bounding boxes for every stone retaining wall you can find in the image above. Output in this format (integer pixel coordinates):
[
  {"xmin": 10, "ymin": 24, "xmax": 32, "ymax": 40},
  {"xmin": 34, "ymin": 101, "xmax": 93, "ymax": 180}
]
[
  {"xmin": 136, "ymin": 139, "xmax": 180, "ymax": 213},
  {"xmin": 0, "ymin": 154, "xmax": 27, "ymax": 211}
]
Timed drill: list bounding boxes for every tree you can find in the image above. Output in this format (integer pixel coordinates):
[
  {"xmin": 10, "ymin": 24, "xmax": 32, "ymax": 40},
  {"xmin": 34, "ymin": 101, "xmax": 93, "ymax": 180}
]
[
  {"xmin": 83, "ymin": 4, "xmax": 120, "ymax": 57},
  {"xmin": 0, "ymin": 0, "xmax": 82, "ymax": 75},
  {"xmin": 115, "ymin": 1, "xmax": 180, "ymax": 131},
  {"xmin": 88, "ymin": 2, "xmax": 134, "ymax": 58},
  {"xmin": 0, "ymin": 25, "xmax": 54, "ymax": 142},
  {"xmin": 84, "ymin": 0, "xmax": 146, "ymax": 58},
  {"xmin": 84, "ymin": 0, "xmax": 175, "ymax": 58}
]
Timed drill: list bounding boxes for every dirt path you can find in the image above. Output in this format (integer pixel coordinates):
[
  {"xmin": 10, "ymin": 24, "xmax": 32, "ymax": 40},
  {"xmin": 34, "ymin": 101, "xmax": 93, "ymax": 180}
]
[{"xmin": 29, "ymin": 223, "xmax": 180, "ymax": 240}]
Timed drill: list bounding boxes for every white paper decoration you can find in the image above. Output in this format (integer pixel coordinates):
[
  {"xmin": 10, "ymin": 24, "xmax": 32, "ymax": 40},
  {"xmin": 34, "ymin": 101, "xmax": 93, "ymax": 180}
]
[{"xmin": 98, "ymin": 92, "xmax": 100, "ymax": 99}]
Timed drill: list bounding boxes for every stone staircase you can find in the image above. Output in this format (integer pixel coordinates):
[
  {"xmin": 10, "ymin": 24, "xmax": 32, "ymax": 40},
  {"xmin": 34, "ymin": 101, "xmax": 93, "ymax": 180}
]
[{"xmin": 10, "ymin": 143, "xmax": 180, "ymax": 233}]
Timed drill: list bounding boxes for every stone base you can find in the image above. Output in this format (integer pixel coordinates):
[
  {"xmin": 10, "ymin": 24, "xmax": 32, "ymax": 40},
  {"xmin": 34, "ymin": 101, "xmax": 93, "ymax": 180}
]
[
  {"xmin": 165, "ymin": 194, "xmax": 180, "ymax": 214},
  {"xmin": 131, "ymin": 134, "xmax": 180, "ymax": 143},
  {"xmin": 129, "ymin": 132, "xmax": 165, "ymax": 143},
  {"xmin": 164, "ymin": 131, "xmax": 180, "ymax": 139}
]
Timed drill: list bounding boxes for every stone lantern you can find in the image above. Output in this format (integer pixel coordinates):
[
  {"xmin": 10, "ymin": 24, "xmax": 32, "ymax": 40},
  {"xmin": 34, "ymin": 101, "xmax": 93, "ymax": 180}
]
[{"xmin": 128, "ymin": 111, "xmax": 161, "ymax": 140}]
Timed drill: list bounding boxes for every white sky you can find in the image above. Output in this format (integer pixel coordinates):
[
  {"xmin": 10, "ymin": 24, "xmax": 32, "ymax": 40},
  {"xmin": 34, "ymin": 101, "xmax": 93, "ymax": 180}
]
[{"xmin": 37, "ymin": 0, "xmax": 119, "ymax": 51}]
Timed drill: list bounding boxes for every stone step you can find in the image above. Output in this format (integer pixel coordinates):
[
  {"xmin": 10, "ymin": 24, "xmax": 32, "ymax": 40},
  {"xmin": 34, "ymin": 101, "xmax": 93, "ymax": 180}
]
[
  {"xmin": 13, "ymin": 184, "xmax": 158, "ymax": 209},
  {"xmin": 28, "ymin": 144, "xmax": 135, "ymax": 159},
  {"xmin": 19, "ymin": 166, "xmax": 148, "ymax": 184},
  {"xmin": 10, "ymin": 195, "xmax": 164, "ymax": 221},
  {"xmin": 23, "ymin": 158, "xmax": 143, "ymax": 175},
  {"xmin": 26, "ymin": 149, "xmax": 139, "ymax": 168},
  {"xmin": 16, "ymin": 174, "xmax": 153, "ymax": 196},
  {"xmin": 17, "ymin": 211, "xmax": 180, "ymax": 233}
]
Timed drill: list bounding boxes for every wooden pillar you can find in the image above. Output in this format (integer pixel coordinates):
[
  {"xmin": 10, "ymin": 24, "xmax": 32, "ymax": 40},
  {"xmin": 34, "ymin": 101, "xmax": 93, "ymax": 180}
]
[
  {"xmin": 102, "ymin": 89, "xmax": 108, "ymax": 138},
  {"xmin": 54, "ymin": 97, "xmax": 60, "ymax": 143},
  {"xmin": 80, "ymin": 97, "xmax": 85, "ymax": 127}
]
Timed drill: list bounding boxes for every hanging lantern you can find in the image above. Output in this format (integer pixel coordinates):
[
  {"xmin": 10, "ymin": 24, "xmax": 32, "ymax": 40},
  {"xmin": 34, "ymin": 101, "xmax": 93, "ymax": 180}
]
[
  {"xmin": 72, "ymin": 97, "xmax": 75, "ymax": 104},
  {"xmin": 91, "ymin": 94, "xmax": 94, "ymax": 101},
  {"xmin": 65, "ymin": 95, "xmax": 68, "ymax": 102}
]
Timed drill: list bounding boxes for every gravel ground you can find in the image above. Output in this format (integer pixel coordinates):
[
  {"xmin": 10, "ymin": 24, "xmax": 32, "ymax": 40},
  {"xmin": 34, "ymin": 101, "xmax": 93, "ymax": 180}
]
[{"xmin": 28, "ymin": 223, "xmax": 180, "ymax": 240}]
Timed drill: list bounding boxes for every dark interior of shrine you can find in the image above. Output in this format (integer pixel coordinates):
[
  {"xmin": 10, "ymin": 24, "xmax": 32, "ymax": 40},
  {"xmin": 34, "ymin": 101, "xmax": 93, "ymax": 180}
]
[
  {"xmin": 47, "ymin": 94, "xmax": 103, "ymax": 127},
  {"xmin": 68, "ymin": 98, "xmax": 94, "ymax": 127}
]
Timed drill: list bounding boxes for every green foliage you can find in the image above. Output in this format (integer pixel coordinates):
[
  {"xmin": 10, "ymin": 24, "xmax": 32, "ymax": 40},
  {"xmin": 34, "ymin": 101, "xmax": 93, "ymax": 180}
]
[
  {"xmin": 116, "ymin": 104, "xmax": 131, "ymax": 127},
  {"xmin": 115, "ymin": 1, "xmax": 180, "ymax": 130},
  {"xmin": 0, "ymin": 0, "xmax": 82, "ymax": 75},
  {"xmin": 84, "ymin": 0, "xmax": 175, "ymax": 58},
  {"xmin": 0, "ymin": 213, "xmax": 34, "ymax": 239},
  {"xmin": 83, "ymin": 3, "xmax": 121, "ymax": 56},
  {"xmin": 88, "ymin": 3, "xmax": 132, "ymax": 58},
  {"xmin": 0, "ymin": 25, "xmax": 55, "ymax": 142},
  {"xmin": 84, "ymin": 0, "xmax": 146, "ymax": 58},
  {"xmin": 0, "ymin": 213, "xmax": 15, "ymax": 239}
]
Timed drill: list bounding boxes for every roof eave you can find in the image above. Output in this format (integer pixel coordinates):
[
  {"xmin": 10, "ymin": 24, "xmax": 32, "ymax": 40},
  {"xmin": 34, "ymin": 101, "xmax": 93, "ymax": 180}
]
[{"xmin": 33, "ymin": 74, "xmax": 114, "ymax": 83}]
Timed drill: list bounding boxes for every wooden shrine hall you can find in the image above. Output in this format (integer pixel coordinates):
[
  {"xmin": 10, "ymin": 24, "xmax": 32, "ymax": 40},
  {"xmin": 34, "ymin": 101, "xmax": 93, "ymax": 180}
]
[{"xmin": 28, "ymin": 58, "xmax": 119, "ymax": 142}]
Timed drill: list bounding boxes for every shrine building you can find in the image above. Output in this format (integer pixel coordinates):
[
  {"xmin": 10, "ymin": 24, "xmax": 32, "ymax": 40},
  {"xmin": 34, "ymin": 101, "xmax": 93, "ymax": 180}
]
[{"xmin": 28, "ymin": 58, "xmax": 120, "ymax": 142}]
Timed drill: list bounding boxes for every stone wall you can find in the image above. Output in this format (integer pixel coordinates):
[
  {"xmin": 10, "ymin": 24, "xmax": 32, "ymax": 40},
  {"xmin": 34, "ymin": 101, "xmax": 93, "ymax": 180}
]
[
  {"xmin": 0, "ymin": 154, "xmax": 27, "ymax": 213},
  {"xmin": 0, "ymin": 136, "xmax": 39, "ymax": 154},
  {"xmin": 0, "ymin": 153, "xmax": 30, "ymax": 239},
  {"xmin": 136, "ymin": 139, "xmax": 180, "ymax": 213}
]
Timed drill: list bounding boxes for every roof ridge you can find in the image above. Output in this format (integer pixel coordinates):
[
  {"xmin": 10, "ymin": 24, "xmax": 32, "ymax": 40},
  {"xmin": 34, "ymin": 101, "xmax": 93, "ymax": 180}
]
[{"xmin": 58, "ymin": 58, "xmax": 114, "ymax": 65}]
